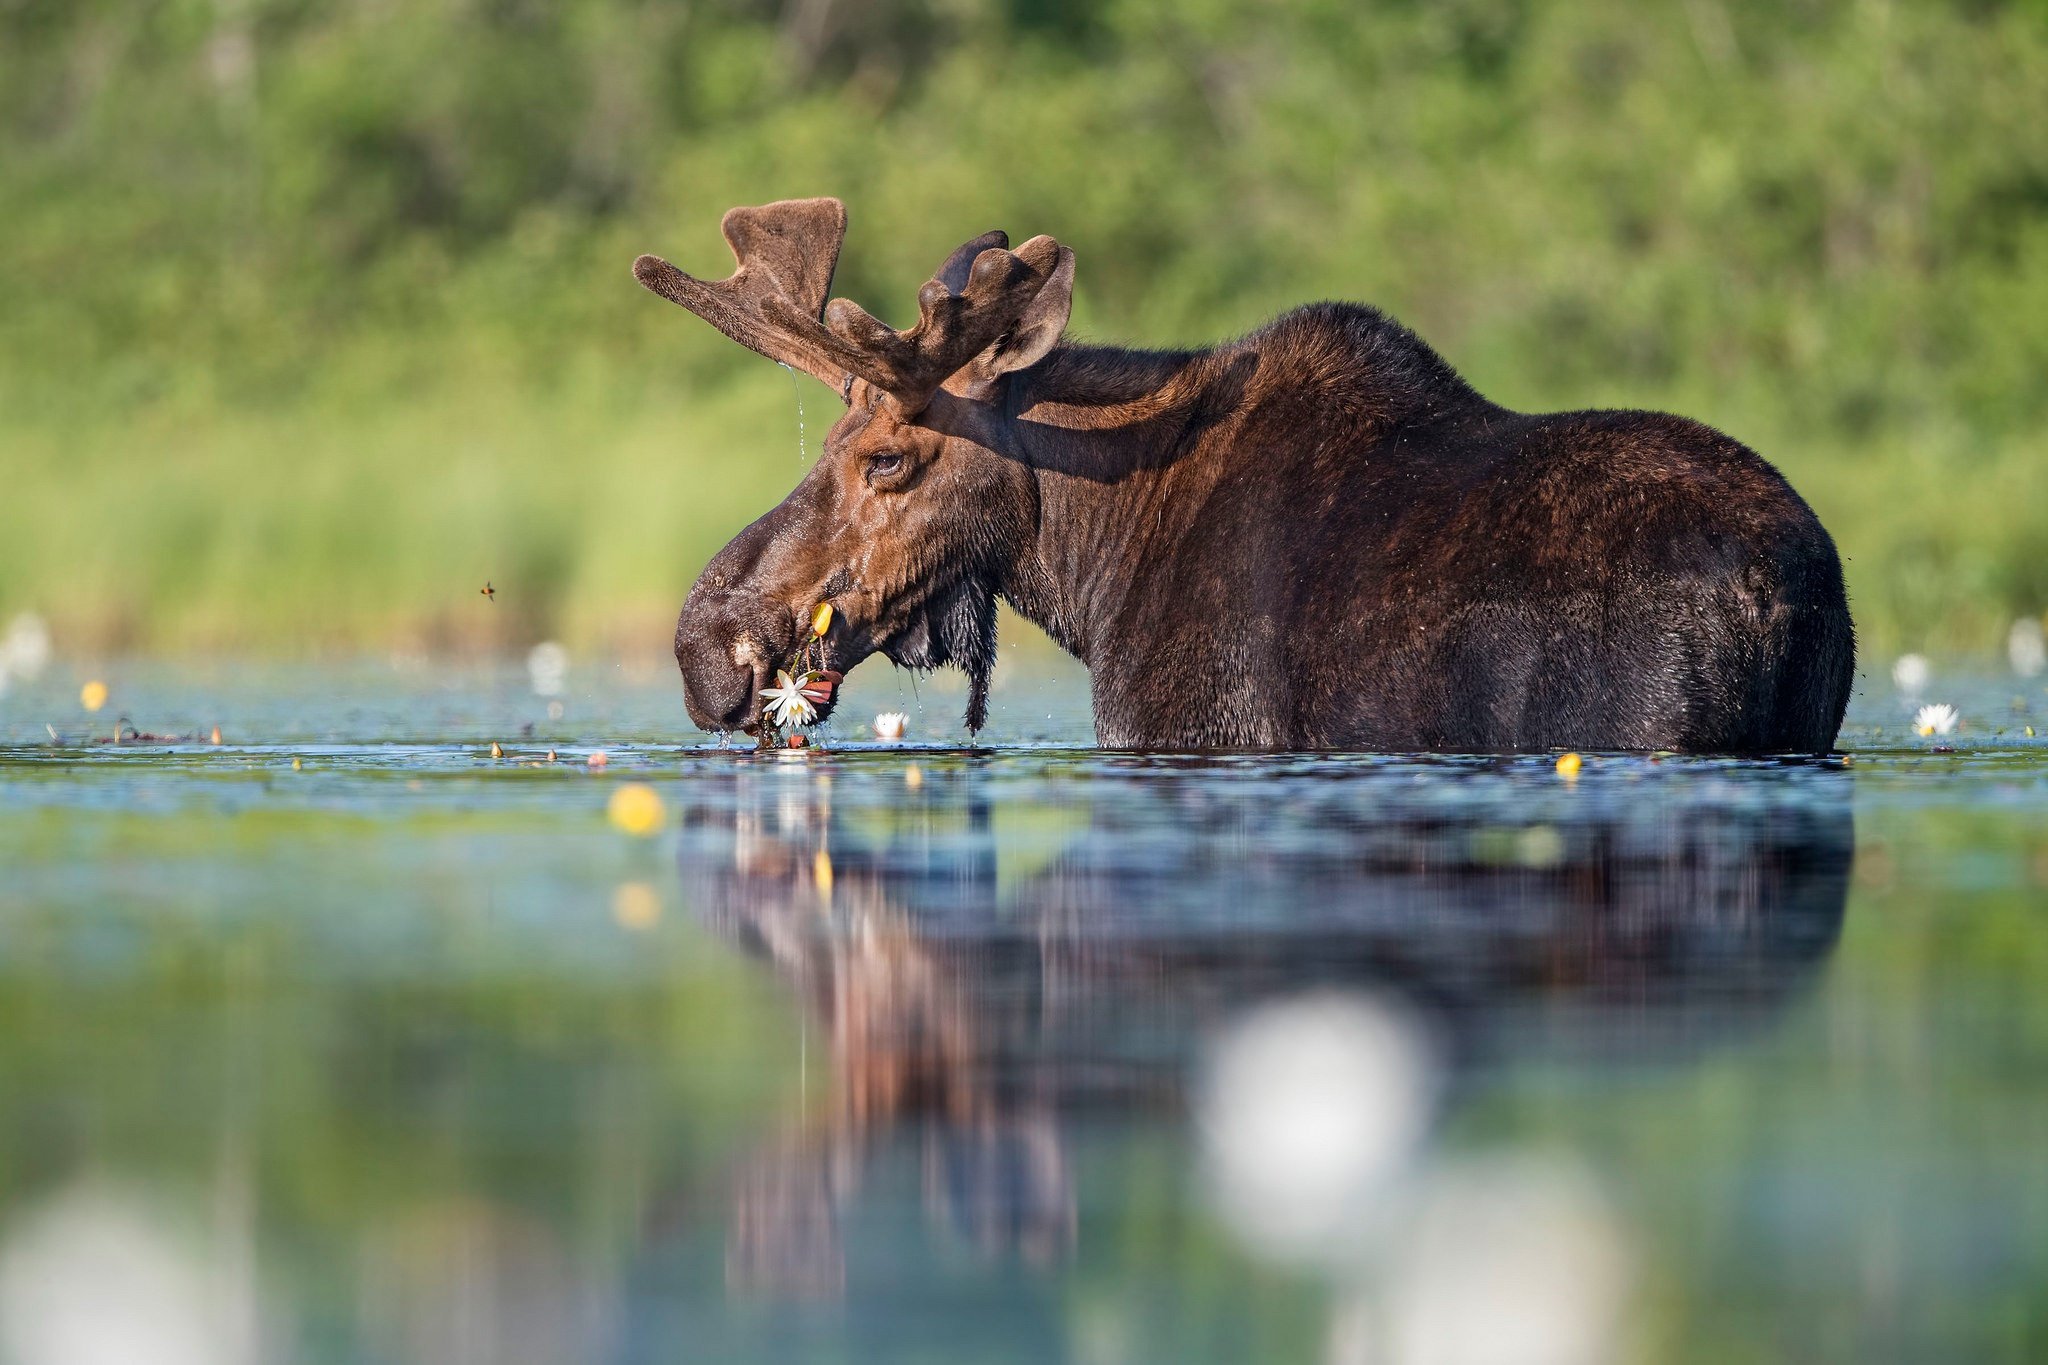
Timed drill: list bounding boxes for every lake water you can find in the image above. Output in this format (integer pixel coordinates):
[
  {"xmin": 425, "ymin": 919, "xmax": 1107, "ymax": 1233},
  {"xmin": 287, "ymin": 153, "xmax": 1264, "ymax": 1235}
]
[{"xmin": 1, "ymin": 656, "xmax": 2045, "ymax": 1364}]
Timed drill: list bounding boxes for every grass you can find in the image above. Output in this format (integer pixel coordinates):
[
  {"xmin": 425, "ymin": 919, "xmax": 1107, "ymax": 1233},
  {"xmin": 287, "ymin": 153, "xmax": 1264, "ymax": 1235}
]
[
  {"xmin": 4, "ymin": 350, "xmax": 2040, "ymax": 665},
  {"xmin": 4, "ymin": 0, "xmax": 2046, "ymax": 662}
]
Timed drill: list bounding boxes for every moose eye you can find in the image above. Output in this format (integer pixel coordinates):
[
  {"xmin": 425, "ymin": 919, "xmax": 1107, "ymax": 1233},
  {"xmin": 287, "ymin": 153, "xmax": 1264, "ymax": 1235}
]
[{"xmin": 864, "ymin": 451, "xmax": 905, "ymax": 484}]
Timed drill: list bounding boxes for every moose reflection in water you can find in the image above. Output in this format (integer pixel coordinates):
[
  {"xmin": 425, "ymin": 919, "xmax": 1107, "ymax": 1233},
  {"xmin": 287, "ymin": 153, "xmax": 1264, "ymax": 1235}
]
[{"xmin": 676, "ymin": 757, "xmax": 1853, "ymax": 1298}]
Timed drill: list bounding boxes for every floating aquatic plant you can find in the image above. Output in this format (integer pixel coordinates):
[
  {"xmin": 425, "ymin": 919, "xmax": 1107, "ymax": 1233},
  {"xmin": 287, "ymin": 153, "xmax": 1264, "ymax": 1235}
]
[
  {"xmin": 1892, "ymin": 654, "xmax": 1931, "ymax": 694},
  {"xmin": 753, "ymin": 602, "xmax": 842, "ymax": 749},
  {"xmin": 2012, "ymin": 617, "xmax": 2046, "ymax": 678},
  {"xmin": 761, "ymin": 670, "xmax": 820, "ymax": 729},
  {"xmin": 528, "ymin": 641, "xmax": 568, "ymax": 697},
  {"xmin": 0, "ymin": 613, "xmax": 50, "ymax": 682},
  {"xmin": 1914, "ymin": 703, "xmax": 1959, "ymax": 737},
  {"xmin": 607, "ymin": 783, "xmax": 666, "ymax": 837}
]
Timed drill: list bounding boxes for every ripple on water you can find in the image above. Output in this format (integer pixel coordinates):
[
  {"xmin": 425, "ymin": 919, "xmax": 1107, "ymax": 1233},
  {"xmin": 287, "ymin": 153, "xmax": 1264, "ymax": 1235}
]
[{"xmin": 0, "ymin": 663, "xmax": 2043, "ymax": 1363}]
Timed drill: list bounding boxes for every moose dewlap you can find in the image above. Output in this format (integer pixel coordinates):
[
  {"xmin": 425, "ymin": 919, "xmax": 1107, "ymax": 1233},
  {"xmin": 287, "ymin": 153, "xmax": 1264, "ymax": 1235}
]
[{"xmin": 640, "ymin": 198, "xmax": 1853, "ymax": 754}]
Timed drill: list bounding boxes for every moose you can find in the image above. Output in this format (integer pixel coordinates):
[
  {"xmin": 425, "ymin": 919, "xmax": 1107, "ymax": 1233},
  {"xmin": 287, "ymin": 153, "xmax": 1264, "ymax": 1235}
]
[{"xmin": 636, "ymin": 199, "xmax": 1854, "ymax": 752}]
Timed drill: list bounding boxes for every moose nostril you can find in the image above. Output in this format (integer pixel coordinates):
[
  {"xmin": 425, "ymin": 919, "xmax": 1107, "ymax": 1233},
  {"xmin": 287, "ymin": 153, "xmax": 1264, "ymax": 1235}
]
[
  {"xmin": 680, "ymin": 657, "xmax": 756, "ymax": 730},
  {"xmin": 675, "ymin": 586, "xmax": 805, "ymax": 731},
  {"xmin": 675, "ymin": 616, "xmax": 760, "ymax": 730}
]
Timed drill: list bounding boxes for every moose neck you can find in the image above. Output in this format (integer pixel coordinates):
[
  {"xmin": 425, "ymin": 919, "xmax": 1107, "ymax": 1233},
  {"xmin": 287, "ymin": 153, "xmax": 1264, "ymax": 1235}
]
[{"xmin": 991, "ymin": 344, "xmax": 1218, "ymax": 664}]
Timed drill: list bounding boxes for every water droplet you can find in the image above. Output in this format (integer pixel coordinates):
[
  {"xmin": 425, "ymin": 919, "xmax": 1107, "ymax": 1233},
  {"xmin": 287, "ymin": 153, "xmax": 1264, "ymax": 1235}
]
[{"xmin": 778, "ymin": 362, "xmax": 809, "ymax": 463}]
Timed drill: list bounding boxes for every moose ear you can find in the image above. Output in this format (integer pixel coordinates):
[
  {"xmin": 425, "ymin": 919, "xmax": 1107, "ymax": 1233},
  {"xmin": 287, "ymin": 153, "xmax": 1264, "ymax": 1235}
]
[{"xmin": 967, "ymin": 239, "xmax": 1074, "ymax": 383}]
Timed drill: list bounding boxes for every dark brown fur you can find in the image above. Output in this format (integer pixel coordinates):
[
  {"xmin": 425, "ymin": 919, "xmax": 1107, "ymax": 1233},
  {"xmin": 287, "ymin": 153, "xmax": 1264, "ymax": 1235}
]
[{"xmin": 645, "ymin": 204, "xmax": 1854, "ymax": 753}]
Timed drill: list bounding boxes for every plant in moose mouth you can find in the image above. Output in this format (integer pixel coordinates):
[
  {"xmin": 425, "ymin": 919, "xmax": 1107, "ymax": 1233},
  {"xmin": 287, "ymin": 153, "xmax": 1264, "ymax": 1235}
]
[{"xmin": 755, "ymin": 603, "xmax": 843, "ymax": 748}]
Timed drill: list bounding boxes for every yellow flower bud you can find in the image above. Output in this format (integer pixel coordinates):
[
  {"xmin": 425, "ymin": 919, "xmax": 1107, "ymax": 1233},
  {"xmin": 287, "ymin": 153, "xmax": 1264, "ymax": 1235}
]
[
  {"xmin": 1555, "ymin": 751, "xmax": 1582, "ymax": 779},
  {"xmin": 607, "ymin": 782, "xmax": 666, "ymax": 837},
  {"xmin": 612, "ymin": 881, "xmax": 660, "ymax": 929},
  {"xmin": 811, "ymin": 601, "xmax": 834, "ymax": 637}
]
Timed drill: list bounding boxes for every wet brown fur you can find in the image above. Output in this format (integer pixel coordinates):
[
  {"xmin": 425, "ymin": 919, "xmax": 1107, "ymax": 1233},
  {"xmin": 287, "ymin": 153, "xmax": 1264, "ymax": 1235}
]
[{"xmin": 652, "ymin": 207, "xmax": 1854, "ymax": 753}]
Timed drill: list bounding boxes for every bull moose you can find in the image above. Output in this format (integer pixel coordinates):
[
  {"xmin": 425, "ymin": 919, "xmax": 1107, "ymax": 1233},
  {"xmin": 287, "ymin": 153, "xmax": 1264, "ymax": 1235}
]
[{"xmin": 636, "ymin": 198, "xmax": 1853, "ymax": 752}]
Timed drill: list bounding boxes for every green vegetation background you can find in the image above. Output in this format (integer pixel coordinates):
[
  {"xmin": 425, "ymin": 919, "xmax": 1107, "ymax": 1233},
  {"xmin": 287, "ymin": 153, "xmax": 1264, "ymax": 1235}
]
[{"xmin": 4, "ymin": 0, "xmax": 2045, "ymax": 659}]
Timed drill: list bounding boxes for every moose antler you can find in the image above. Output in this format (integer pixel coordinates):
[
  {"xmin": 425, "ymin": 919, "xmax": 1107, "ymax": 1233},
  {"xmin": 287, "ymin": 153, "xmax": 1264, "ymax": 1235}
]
[{"xmin": 634, "ymin": 198, "xmax": 1069, "ymax": 415}]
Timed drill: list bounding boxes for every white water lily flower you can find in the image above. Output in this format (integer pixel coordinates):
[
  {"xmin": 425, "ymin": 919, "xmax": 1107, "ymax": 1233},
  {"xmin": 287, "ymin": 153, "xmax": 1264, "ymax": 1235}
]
[
  {"xmin": 2011, "ymin": 617, "xmax": 2046, "ymax": 678},
  {"xmin": 526, "ymin": 640, "xmax": 568, "ymax": 697},
  {"xmin": 760, "ymin": 670, "xmax": 818, "ymax": 728},
  {"xmin": 873, "ymin": 711, "xmax": 908, "ymax": 741},
  {"xmin": 0, "ymin": 613, "xmax": 50, "ymax": 679},
  {"xmin": 1914, "ymin": 703, "xmax": 1959, "ymax": 737},
  {"xmin": 1892, "ymin": 653, "xmax": 1931, "ymax": 694}
]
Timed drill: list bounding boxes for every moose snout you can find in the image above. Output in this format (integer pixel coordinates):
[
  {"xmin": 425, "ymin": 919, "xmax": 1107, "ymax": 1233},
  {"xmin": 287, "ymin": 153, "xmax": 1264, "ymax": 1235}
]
[
  {"xmin": 678, "ymin": 648, "xmax": 759, "ymax": 732},
  {"xmin": 675, "ymin": 589, "xmax": 795, "ymax": 731}
]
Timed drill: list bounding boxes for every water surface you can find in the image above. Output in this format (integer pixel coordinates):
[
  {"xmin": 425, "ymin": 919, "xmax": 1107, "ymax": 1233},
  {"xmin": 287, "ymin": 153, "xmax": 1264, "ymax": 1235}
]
[{"xmin": 1, "ymin": 660, "xmax": 2045, "ymax": 1363}]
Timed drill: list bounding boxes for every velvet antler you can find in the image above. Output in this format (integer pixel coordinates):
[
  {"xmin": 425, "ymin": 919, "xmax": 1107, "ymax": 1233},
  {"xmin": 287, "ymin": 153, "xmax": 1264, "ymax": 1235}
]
[{"xmin": 634, "ymin": 199, "xmax": 1071, "ymax": 415}]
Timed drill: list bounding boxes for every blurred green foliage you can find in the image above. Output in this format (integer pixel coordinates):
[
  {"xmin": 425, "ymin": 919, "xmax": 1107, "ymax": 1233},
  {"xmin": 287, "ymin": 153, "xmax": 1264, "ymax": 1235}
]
[{"xmin": 2, "ymin": 0, "xmax": 2044, "ymax": 656}]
